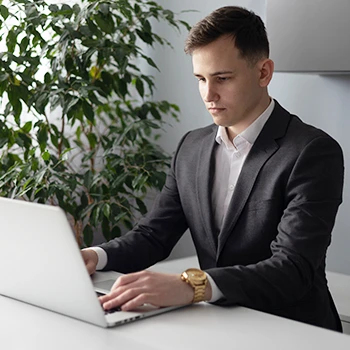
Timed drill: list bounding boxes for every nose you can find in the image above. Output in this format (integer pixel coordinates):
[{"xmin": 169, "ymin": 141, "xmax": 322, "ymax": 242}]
[{"xmin": 202, "ymin": 82, "xmax": 219, "ymax": 103}]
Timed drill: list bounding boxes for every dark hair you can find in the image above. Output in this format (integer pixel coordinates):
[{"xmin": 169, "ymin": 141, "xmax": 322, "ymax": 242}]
[{"xmin": 184, "ymin": 6, "xmax": 269, "ymax": 65}]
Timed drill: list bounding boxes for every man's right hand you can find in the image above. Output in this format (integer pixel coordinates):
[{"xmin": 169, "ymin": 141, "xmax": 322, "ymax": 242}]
[{"xmin": 81, "ymin": 249, "xmax": 99, "ymax": 275}]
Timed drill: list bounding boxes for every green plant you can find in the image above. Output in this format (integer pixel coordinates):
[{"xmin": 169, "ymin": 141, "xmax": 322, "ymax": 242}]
[{"xmin": 0, "ymin": 0, "xmax": 190, "ymax": 246}]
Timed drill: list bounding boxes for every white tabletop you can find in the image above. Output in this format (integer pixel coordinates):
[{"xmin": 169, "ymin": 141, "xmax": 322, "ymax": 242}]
[
  {"xmin": 1, "ymin": 256, "xmax": 350, "ymax": 350},
  {"xmin": 327, "ymin": 271, "xmax": 350, "ymax": 323}
]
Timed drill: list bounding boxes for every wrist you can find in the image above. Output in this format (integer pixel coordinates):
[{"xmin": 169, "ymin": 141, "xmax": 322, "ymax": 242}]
[{"xmin": 180, "ymin": 268, "xmax": 209, "ymax": 303}]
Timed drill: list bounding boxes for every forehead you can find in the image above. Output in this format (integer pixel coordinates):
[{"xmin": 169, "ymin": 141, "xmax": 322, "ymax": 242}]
[{"xmin": 191, "ymin": 36, "xmax": 245, "ymax": 73}]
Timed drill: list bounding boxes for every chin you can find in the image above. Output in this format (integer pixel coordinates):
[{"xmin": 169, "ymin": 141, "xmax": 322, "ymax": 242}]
[{"xmin": 211, "ymin": 118, "xmax": 230, "ymax": 128}]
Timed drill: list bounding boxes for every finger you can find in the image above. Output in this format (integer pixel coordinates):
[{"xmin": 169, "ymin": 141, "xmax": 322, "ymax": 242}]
[
  {"xmin": 101, "ymin": 287, "xmax": 146, "ymax": 310},
  {"xmin": 111, "ymin": 271, "xmax": 146, "ymax": 290},
  {"xmin": 99, "ymin": 286, "xmax": 139, "ymax": 307},
  {"xmin": 86, "ymin": 261, "xmax": 96, "ymax": 275},
  {"xmin": 99, "ymin": 282, "xmax": 135, "ymax": 304},
  {"xmin": 121, "ymin": 294, "xmax": 151, "ymax": 311}
]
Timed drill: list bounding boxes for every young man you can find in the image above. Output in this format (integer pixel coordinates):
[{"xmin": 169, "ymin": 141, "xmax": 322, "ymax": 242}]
[{"xmin": 82, "ymin": 6, "xmax": 344, "ymax": 331}]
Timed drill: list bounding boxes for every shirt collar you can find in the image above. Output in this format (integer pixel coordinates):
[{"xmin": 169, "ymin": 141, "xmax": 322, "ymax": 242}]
[{"xmin": 215, "ymin": 98, "xmax": 275, "ymax": 147}]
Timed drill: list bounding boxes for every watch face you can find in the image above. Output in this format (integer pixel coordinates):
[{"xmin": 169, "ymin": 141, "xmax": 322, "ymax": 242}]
[{"xmin": 186, "ymin": 268, "xmax": 206, "ymax": 282}]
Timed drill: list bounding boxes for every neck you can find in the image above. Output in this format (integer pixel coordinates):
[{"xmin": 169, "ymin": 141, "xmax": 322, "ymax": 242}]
[{"xmin": 226, "ymin": 94, "xmax": 271, "ymax": 140}]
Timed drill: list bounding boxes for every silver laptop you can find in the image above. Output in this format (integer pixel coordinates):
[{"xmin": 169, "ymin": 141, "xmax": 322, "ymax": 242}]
[{"xmin": 0, "ymin": 197, "xmax": 182, "ymax": 327}]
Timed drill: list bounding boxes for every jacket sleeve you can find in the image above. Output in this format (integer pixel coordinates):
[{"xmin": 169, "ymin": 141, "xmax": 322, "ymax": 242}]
[
  {"xmin": 98, "ymin": 133, "xmax": 191, "ymax": 273},
  {"xmin": 205, "ymin": 136, "xmax": 344, "ymax": 311}
]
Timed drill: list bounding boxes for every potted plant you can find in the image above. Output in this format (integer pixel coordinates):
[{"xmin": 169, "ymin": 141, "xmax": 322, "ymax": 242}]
[{"xmin": 0, "ymin": 0, "xmax": 190, "ymax": 246}]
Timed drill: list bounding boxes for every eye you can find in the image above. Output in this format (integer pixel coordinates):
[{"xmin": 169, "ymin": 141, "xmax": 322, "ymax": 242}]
[
  {"xmin": 217, "ymin": 77, "xmax": 230, "ymax": 82},
  {"xmin": 197, "ymin": 77, "xmax": 206, "ymax": 82}
]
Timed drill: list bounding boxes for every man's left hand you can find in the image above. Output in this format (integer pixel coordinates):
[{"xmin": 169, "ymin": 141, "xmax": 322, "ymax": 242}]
[{"xmin": 99, "ymin": 270, "xmax": 195, "ymax": 311}]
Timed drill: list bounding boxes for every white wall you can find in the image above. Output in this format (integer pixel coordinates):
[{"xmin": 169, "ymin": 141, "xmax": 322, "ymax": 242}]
[{"xmin": 150, "ymin": 0, "xmax": 350, "ymax": 274}]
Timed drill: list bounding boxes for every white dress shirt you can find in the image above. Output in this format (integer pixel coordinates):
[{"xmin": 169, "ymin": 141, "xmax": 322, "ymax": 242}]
[{"xmin": 90, "ymin": 99, "xmax": 275, "ymax": 303}]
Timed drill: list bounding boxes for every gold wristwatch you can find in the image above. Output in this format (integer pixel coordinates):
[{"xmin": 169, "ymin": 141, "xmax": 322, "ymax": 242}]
[{"xmin": 181, "ymin": 268, "xmax": 208, "ymax": 303}]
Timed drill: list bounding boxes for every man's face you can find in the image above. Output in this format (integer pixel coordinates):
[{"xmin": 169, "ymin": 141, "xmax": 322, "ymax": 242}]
[{"xmin": 192, "ymin": 35, "xmax": 268, "ymax": 137}]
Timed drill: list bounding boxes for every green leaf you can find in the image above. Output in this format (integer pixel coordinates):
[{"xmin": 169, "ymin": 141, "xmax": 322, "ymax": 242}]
[
  {"xmin": 87, "ymin": 132, "xmax": 97, "ymax": 148},
  {"xmin": 81, "ymin": 192, "xmax": 88, "ymax": 208},
  {"xmin": 111, "ymin": 173, "xmax": 128, "ymax": 190},
  {"xmin": 37, "ymin": 124, "xmax": 48, "ymax": 153},
  {"xmin": 65, "ymin": 56, "xmax": 75, "ymax": 72},
  {"xmin": 72, "ymin": 3, "xmax": 80, "ymax": 14},
  {"xmin": 8, "ymin": 88, "xmax": 22, "ymax": 121},
  {"xmin": 91, "ymin": 205, "xmax": 101, "ymax": 226},
  {"xmin": 136, "ymin": 29, "xmax": 153, "ymax": 45},
  {"xmin": 115, "ymin": 77, "xmax": 127, "ymax": 97},
  {"xmin": 136, "ymin": 198, "xmax": 147, "ymax": 215},
  {"xmin": 50, "ymin": 133, "xmax": 59, "ymax": 148},
  {"xmin": 49, "ymin": 4, "xmax": 59, "ymax": 13},
  {"xmin": 84, "ymin": 170, "xmax": 93, "ymax": 189},
  {"xmin": 0, "ymin": 5, "xmax": 9, "ymax": 20},
  {"xmin": 82, "ymin": 101, "xmax": 94, "ymax": 122},
  {"xmin": 95, "ymin": 13, "xmax": 115, "ymax": 34},
  {"xmin": 35, "ymin": 93, "xmax": 49, "ymax": 114},
  {"xmin": 99, "ymin": 3, "xmax": 110, "ymax": 16},
  {"xmin": 19, "ymin": 37, "xmax": 30, "ymax": 53},
  {"xmin": 135, "ymin": 78, "xmax": 144, "ymax": 97},
  {"xmin": 145, "ymin": 56, "xmax": 159, "ymax": 71},
  {"xmin": 103, "ymin": 203, "xmax": 110, "ymax": 219},
  {"xmin": 22, "ymin": 121, "xmax": 32, "ymax": 133},
  {"xmin": 44, "ymin": 73, "xmax": 51, "ymax": 84},
  {"xmin": 134, "ymin": 3, "xmax": 141, "ymax": 15},
  {"xmin": 150, "ymin": 107, "xmax": 162, "ymax": 120},
  {"xmin": 143, "ymin": 20, "xmax": 152, "ymax": 33},
  {"xmin": 0, "ymin": 73, "xmax": 9, "ymax": 82},
  {"xmin": 83, "ymin": 225, "xmax": 94, "ymax": 247},
  {"xmin": 6, "ymin": 29, "xmax": 17, "ymax": 53},
  {"xmin": 110, "ymin": 225, "xmax": 121, "ymax": 239},
  {"xmin": 42, "ymin": 150, "xmax": 50, "ymax": 161},
  {"xmin": 113, "ymin": 211, "xmax": 128, "ymax": 223},
  {"xmin": 86, "ymin": 18, "xmax": 102, "ymax": 38},
  {"xmin": 61, "ymin": 4, "xmax": 72, "ymax": 15},
  {"xmin": 101, "ymin": 71, "xmax": 113, "ymax": 89},
  {"xmin": 132, "ymin": 173, "xmax": 144, "ymax": 189}
]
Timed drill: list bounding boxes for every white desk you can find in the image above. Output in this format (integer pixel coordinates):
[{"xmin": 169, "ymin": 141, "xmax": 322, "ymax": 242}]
[
  {"xmin": 1, "ymin": 256, "xmax": 350, "ymax": 350},
  {"xmin": 327, "ymin": 271, "xmax": 350, "ymax": 334}
]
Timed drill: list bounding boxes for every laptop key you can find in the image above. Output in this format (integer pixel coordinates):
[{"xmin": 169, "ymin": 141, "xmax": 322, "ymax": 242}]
[
  {"xmin": 104, "ymin": 306, "xmax": 122, "ymax": 314},
  {"xmin": 96, "ymin": 292, "xmax": 121, "ymax": 314}
]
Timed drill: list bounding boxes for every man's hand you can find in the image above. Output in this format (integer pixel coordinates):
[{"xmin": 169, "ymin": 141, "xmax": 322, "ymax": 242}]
[
  {"xmin": 81, "ymin": 249, "xmax": 98, "ymax": 275},
  {"xmin": 99, "ymin": 270, "xmax": 210, "ymax": 311}
]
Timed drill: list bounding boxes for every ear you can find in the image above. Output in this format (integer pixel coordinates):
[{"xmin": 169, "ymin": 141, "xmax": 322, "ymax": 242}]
[{"xmin": 257, "ymin": 58, "xmax": 274, "ymax": 87}]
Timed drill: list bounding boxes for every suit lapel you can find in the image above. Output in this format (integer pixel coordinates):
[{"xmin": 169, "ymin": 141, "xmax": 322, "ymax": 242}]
[
  {"xmin": 196, "ymin": 125, "xmax": 218, "ymax": 255},
  {"xmin": 216, "ymin": 101, "xmax": 291, "ymax": 260}
]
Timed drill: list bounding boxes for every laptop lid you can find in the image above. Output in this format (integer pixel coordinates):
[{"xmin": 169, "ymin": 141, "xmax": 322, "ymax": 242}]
[
  {"xmin": 0, "ymin": 197, "xmax": 183, "ymax": 327},
  {"xmin": 0, "ymin": 197, "xmax": 110, "ymax": 327}
]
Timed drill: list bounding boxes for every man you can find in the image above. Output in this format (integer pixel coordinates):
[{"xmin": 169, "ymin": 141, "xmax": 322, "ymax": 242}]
[{"xmin": 82, "ymin": 6, "xmax": 344, "ymax": 331}]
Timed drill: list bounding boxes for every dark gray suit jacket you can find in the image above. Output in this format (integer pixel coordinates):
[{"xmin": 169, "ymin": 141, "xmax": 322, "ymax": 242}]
[{"xmin": 100, "ymin": 100, "xmax": 344, "ymax": 331}]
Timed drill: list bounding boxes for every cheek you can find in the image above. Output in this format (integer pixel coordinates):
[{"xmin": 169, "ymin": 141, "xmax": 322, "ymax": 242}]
[{"xmin": 198, "ymin": 84, "xmax": 206, "ymax": 100}]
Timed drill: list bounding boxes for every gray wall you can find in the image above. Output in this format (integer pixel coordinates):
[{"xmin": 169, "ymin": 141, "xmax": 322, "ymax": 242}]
[{"xmin": 149, "ymin": 0, "xmax": 350, "ymax": 274}]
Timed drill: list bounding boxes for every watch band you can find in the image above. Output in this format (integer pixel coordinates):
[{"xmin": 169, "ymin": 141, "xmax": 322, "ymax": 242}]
[
  {"xmin": 192, "ymin": 283, "xmax": 206, "ymax": 303},
  {"xmin": 181, "ymin": 268, "xmax": 208, "ymax": 303}
]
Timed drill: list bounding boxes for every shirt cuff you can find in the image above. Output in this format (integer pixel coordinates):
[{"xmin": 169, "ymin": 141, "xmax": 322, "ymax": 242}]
[
  {"xmin": 86, "ymin": 247, "xmax": 108, "ymax": 270},
  {"xmin": 206, "ymin": 272, "xmax": 224, "ymax": 302}
]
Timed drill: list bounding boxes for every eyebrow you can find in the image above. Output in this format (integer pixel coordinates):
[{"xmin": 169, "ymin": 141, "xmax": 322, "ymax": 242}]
[{"xmin": 194, "ymin": 71, "xmax": 234, "ymax": 77}]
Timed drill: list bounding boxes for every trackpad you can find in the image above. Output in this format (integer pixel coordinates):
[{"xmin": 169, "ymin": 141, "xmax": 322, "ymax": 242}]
[{"xmin": 94, "ymin": 279, "xmax": 116, "ymax": 293}]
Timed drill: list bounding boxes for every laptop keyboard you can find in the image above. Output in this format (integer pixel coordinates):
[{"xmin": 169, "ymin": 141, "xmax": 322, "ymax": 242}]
[
  {"xmin": 104, "ymin": 306, "xmax": 122, "ymax": 314},
  {"xmin": 96, "ymin": 292, "xmax": 121, "ymax": 314}
]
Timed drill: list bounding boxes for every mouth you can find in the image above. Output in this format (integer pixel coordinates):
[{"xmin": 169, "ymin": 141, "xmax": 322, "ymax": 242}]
[{"xmin": 208, "ymin": 107, "xmax": 226, "ymax": 113}]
